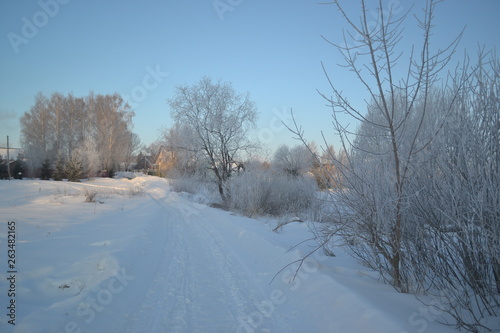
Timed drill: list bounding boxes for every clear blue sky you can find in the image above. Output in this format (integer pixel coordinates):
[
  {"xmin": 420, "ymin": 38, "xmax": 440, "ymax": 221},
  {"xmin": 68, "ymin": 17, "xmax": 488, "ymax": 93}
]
[{"xmin": 0, "ymin": 0, "xmax": 499, "ymax": 154}]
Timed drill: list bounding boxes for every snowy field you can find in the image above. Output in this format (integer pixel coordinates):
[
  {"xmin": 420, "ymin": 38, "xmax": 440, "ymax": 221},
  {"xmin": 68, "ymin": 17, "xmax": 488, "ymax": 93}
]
[{"xmin": 0, "ymin": 174, "xmax": 460, "ymax": 333}]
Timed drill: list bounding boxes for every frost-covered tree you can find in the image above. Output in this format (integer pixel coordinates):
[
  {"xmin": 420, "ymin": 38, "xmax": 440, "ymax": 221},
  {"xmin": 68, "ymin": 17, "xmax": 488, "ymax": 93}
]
[
  {"xmin": 162, "ymin": 122, "xmax": 204, "ymax": 177},
  {"xmin": 72, "ymin": 135, "xmax": 100, "ymax": 178},
  {"xmin": 299, "ymin": 1, "xmax": 499, "ymax": 331},
  {"xmin": 47, "ymin": 92, "xmax": 65, "ymax": 158},
  {"xmin": 273, "ymin": 144, "xmax": 313, "ymax": 177},
  {"xmin": 322, "ymin": 0, "xmax": 458, "ymax": 292},
  {"xmin": 305, "ymin": 0, "xmax": 462, "ymax": 291},
  {"xmin": 169, "ymin": 76, "xmax": 258, "ymax": 201},
  {"xmin": 88, "ymin": 92, "xmax": 135, "ymax": 172},
  {"xmin": 124, "ymin": 132, "xmax": 141, "ymax": 171},
  {"xmin": 20, "ymin": 92, "xmax": 138, "ymax": 177},
  {"xmin": 64, "ymin": 93, "xmax": 88, "ymax": 157},
  {"xmin": 20, "ymin": 93, "xmax": 52, "ymax": 176}
]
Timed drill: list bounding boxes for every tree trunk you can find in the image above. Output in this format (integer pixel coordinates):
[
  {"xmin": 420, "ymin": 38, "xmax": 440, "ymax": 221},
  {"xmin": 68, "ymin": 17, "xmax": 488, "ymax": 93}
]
[{"xmin": 493, "ymin": 258, "xmax": 500, "ymax": 294}]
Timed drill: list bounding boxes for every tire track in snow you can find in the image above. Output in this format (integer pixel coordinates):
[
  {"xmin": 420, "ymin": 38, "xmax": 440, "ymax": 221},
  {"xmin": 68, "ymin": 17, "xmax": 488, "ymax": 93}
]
[
  {"xmin": 124, "ymin": 191, "xmax": 190, "ymax": 332},
  {"xmin": 188, "ymin": 210, "xmax": 294, "ymax": 333},
  {"xmin": 124, "ymin": 185, "xmax": 292, "ymax": 332}
]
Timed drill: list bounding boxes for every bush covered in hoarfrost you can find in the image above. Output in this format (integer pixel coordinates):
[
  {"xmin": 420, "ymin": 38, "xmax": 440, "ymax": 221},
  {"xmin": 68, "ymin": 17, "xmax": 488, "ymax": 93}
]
[
  {"xmin": 170, "ymin": 176, "xmax": 221, "ymax": 205},
  {"xmin": 227, "ymin": 168, "xmax": 317, "ymax": 217},
  {"xmin": 170, "ymin": 176, "xmax": 201, "ymax": 195}
]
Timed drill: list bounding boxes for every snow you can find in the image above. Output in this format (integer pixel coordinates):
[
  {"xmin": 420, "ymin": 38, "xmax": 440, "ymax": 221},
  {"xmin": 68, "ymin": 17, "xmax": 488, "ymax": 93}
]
[{"xmin": 0, "ymin": 175, "xmax": 460, "ymax": 333}]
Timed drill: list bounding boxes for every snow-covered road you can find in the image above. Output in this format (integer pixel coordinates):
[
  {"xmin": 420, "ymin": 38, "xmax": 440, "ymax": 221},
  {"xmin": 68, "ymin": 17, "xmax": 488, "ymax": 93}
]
[
  {"xmin": 0, "ymin": 175, "xmax": 460, "ymax": 333},
  {"xmin": 124, "ymin": 182, "xmax": 294, "ymax": 332}
]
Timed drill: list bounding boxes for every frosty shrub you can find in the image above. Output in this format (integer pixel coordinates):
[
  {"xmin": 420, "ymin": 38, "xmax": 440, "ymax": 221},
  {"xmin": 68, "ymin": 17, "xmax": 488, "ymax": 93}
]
[
  {"xmin": 127, "ymin": 186, "xmax": 145, "ymax": 197},
  {"xmin": 83, "ymin": 188, "xmax": 97, "ymax": 203},
  {"xmin": 170, "ymin": 176, "xmax": 202, "ymax": 195},
  {"xmin": 228, "ymin": 168, "xmax": 317, "ymax": 217},
  {"xmin": 303, "ymin": 0, "xmax": 500, "ymax": 331}
]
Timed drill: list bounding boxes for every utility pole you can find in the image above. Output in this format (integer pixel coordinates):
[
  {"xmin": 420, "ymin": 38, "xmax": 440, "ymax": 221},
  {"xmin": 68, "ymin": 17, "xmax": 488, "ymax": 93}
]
[{"xmin": 7, "ymin": 135, "xmax": 11, "ymax": 180}]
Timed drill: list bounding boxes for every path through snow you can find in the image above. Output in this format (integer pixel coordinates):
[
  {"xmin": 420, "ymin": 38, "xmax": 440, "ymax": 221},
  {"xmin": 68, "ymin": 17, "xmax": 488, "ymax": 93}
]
[
  {"xmin": 0, "ymin": 175, "xmax": 461, "ymax": 333},
  {"xmin": 123, "ymin": 182, "xmax": 293, "ymax": 332}
]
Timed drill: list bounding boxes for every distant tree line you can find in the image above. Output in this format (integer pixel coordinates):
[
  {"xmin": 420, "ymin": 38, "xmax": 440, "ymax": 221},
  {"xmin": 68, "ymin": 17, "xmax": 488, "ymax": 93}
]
[{"xmin": 20, "ymin": 92, "xmax": 140, "ymax": 179}]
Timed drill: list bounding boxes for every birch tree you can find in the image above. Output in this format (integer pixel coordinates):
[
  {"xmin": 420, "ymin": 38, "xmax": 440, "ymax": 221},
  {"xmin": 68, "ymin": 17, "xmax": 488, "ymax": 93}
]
[
  {"xmin": 64, "ymin": 93, "xmax": 88, "ymax": 157},
  {"xmin": 20, "ymin": 92, "xmax": 138, "ymax": 177},
  {"xmin": 90, "ymin": 93, "xmax": 134, "ymax": 172},
  {"xmin": 20, "ymin": 93, "xmax": 52, "ymax": 175},
  {"xmin": 47, "ymin": 92, "xmax": 65, "ymax": 158}
]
